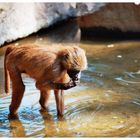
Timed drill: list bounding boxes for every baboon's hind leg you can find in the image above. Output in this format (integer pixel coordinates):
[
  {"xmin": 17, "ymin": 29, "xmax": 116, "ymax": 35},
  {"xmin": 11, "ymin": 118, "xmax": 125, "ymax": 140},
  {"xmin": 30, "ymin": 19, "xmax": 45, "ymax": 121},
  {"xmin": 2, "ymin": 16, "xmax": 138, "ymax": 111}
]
[{"xmin": 8, "ymin": 66, "xmax": 25, "ymax": 117}]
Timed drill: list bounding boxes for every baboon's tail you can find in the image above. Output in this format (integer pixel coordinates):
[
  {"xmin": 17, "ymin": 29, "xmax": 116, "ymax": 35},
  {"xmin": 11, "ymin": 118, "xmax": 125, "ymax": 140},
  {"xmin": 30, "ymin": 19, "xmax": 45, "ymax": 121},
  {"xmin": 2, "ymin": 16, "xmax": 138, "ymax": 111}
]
[{"xmin": 4, "ymin": 46, "xmax": 13, "ymax": 94}]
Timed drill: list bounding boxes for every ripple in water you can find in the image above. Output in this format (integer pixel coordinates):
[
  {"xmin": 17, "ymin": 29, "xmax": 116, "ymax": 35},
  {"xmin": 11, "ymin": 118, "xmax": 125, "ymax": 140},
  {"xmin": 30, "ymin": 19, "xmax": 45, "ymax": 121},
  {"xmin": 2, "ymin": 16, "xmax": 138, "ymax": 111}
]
[{"xmin": 115, "ymin": 70, "xmax": 140, "ymax": 85}]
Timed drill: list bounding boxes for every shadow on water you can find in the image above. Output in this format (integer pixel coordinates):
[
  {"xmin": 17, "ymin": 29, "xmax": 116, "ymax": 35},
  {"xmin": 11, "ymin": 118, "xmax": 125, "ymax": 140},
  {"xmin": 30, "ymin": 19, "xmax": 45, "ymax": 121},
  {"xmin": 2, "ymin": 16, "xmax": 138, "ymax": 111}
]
[{"xmin": 0, "ymin": 20, "xmax": 140, "ymax": 137}]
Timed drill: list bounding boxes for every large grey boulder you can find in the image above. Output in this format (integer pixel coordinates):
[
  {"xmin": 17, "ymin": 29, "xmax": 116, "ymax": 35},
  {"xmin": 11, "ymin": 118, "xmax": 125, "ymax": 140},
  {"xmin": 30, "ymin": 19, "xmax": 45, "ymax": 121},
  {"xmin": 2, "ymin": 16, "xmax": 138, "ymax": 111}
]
[{"xmin": 0, "ymin": 3, "xmax": 104, "ymax": 46}]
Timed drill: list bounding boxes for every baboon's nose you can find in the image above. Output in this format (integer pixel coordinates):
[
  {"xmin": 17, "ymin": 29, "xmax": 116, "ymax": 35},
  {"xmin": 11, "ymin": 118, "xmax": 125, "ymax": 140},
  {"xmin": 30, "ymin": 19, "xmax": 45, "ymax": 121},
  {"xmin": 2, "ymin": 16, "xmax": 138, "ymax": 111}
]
[
  {"xmin": 72, "ymin": 77, "xmax": 79, "ymax": 82},
  {"xmin": 75, "ymin": 77, "xmax": 79, "ymax": 81},
  {"xmin": 72, "ymin": 77, "xmax": 77, "ymax": 81}
]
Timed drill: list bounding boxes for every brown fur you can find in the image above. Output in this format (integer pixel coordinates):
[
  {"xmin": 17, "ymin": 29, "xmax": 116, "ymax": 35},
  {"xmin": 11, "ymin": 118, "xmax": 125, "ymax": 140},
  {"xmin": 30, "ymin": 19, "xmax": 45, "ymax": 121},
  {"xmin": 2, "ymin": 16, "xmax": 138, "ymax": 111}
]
[{"xmin": 4, "ymin": 44, "xmax": 87, "ymax": 117}]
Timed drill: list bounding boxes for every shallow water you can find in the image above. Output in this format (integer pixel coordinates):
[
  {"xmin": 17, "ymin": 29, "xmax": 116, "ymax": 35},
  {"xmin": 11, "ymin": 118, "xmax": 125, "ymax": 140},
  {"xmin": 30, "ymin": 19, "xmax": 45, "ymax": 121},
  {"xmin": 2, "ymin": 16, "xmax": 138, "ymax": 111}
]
[{"xmin": 0, "ymin": 34, "xmax": 140, "ymax": 137}]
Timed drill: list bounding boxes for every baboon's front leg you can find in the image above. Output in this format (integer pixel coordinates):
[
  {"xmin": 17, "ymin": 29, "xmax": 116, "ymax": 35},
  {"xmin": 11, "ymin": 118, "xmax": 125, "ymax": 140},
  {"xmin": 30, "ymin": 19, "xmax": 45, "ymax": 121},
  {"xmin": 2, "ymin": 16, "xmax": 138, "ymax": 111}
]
[
  {"xmin": 54, "ymin": 90, "xmax": 64, "ymax": 116},
  {"xmin": 8, "ymin": 67, "xmax": 25, "ymax": 117},
  {"xmin": 39, "ymin": 90, "xmax": 50, "ymax": 110}
]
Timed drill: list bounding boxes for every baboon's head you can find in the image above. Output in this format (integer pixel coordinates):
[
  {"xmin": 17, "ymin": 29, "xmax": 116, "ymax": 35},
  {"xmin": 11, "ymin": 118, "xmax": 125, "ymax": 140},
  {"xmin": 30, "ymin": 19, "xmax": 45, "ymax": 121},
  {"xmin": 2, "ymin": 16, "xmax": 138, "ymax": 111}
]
[{"xmin": 61, "ymin": 46, "xmax": 87, "ymax": 81}]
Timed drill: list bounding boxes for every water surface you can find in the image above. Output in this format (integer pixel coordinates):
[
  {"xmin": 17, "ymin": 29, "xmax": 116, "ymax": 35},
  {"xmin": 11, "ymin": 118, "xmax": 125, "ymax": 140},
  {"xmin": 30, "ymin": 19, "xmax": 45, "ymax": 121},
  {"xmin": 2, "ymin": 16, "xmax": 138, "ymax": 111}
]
[{"xmin": 0, "ymin": 34, "xmax": 140, "ymax": 137}]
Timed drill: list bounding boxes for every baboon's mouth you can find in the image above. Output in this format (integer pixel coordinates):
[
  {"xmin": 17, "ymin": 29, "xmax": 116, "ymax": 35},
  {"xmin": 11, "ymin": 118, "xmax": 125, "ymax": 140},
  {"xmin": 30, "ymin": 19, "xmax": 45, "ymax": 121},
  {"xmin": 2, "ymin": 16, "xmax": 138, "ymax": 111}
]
[{"xmin": 51, "ymin": 79, "xmax": 80, "ymax": 90}]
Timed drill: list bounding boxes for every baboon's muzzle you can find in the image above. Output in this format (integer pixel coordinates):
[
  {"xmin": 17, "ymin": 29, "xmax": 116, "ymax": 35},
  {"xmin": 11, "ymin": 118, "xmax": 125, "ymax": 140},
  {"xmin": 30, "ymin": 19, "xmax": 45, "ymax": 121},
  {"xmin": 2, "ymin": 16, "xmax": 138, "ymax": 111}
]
[{"xmin": 67, "ymin": 69, "xmax": 80, "ymax": 81}]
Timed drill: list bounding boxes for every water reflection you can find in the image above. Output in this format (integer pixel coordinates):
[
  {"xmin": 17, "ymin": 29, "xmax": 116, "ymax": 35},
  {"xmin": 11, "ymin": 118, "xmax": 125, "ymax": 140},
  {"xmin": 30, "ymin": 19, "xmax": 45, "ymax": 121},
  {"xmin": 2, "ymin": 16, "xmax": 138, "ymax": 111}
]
[{"xmin": 0, "ymin": 85, "xmax": 140, "ymax": 137}]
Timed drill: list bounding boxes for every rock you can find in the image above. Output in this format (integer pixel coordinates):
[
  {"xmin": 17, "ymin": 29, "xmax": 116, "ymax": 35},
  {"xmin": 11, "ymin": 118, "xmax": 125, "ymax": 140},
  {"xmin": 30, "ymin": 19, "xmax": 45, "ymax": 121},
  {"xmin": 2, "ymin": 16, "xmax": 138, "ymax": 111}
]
[
  {"xmin": 44, "ymin": 20, "xmax": 81, "ymax": 43},
  {"xmin": 0, "ymin": 3, "xmax": 140, "ymax": 46},
  {"xmin": 76, "ymin": 3, "xmax": 105, "ymax": 16},
  {"xmin": 77, "ymin": 3, "xmax": 140, "ymax": 32},
  {"xmin": 0, "ymin": 3, "xmax": 104, "ymax": 46}
]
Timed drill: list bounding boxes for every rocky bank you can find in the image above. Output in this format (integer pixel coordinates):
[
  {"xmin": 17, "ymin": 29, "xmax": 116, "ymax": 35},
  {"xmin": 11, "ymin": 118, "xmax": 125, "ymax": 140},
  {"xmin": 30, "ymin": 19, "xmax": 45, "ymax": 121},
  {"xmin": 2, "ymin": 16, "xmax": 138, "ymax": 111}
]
[{"xmin": 0, "ymin": 3, "xmax": 140, "ymax": 46}]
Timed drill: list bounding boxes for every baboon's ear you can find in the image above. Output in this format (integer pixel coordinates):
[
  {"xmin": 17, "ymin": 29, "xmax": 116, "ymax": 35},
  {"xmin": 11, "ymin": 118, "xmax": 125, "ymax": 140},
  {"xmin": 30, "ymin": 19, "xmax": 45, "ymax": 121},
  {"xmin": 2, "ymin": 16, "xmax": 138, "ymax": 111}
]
[
  {"xmin": 60, "ymin": 50, "xmax": 69, "ymax": 60},
  {"xmin": 63, "ymin": 53, "xmax": 69, "ymax": 60},
  {"xmin": 59, "ymin": 50, "xmax": 70, "ymax": 69}
]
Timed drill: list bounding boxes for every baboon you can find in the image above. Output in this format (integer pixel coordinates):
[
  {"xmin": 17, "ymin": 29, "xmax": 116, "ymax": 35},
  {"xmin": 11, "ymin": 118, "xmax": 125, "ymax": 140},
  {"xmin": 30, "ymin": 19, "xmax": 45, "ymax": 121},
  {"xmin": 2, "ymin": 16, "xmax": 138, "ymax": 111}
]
[{"xmin": 4, "ymin": 44, "xmax": 87, "ymax": 117}]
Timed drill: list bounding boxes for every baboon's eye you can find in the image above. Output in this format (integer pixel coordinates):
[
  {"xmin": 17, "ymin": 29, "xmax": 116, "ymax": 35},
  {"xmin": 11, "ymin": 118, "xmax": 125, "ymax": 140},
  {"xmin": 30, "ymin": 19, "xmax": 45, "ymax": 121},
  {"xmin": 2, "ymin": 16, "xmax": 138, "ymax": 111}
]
[
  {"xmin": 67, "ymin": 69, "xmax": 80, "ymax": 80},
  {"xmin": 68, "ymin": 69, "xmax": 80, "ymax": 75}
]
